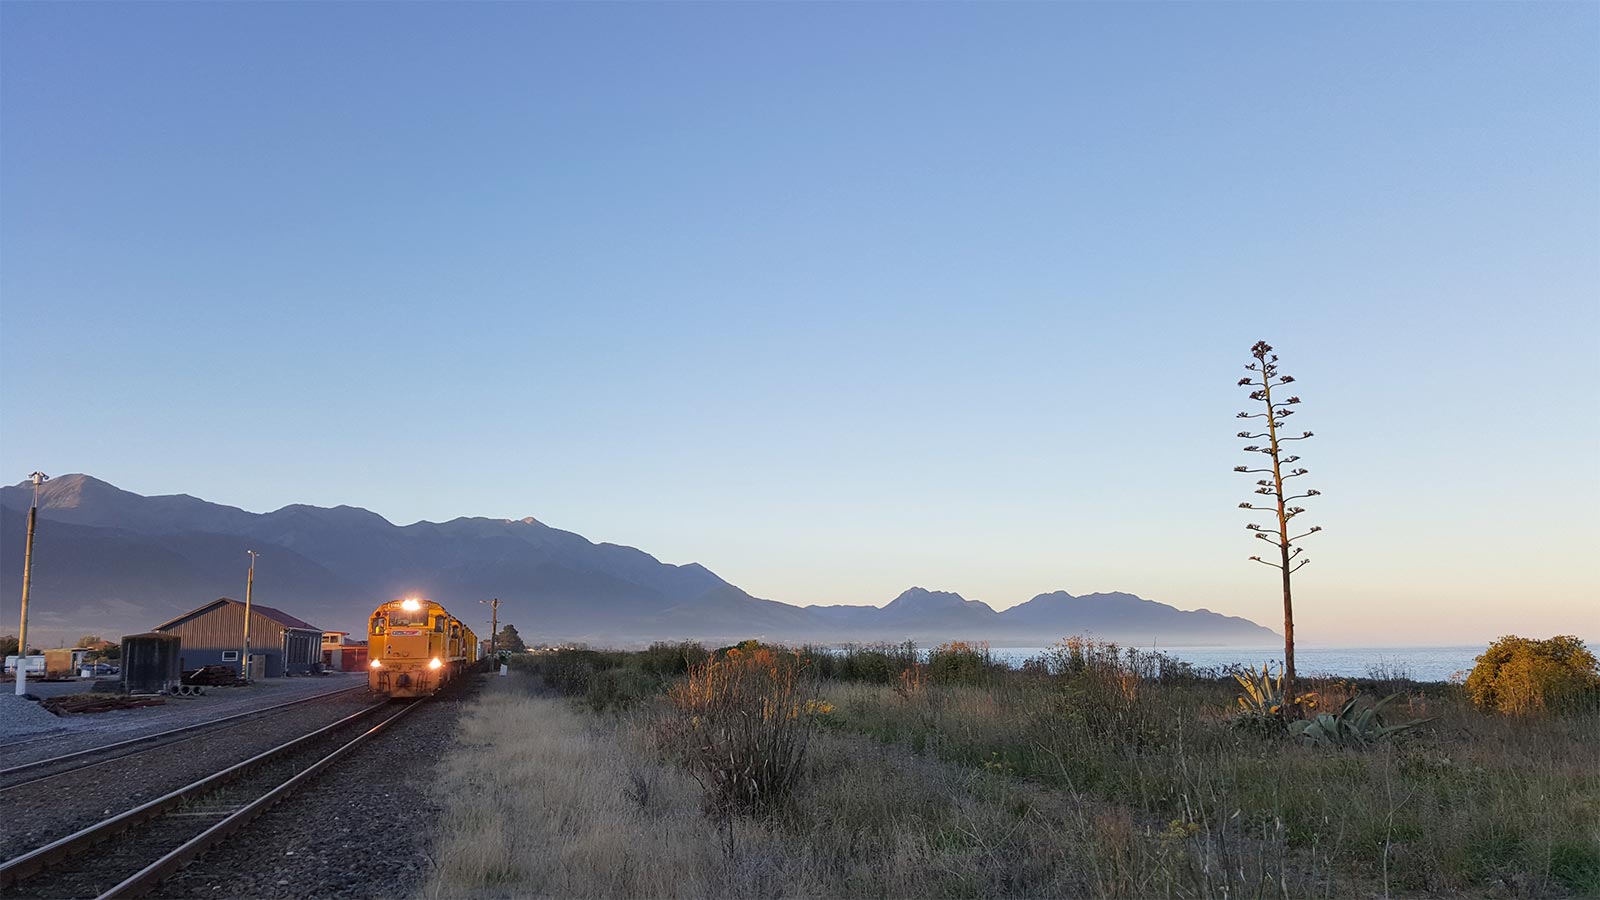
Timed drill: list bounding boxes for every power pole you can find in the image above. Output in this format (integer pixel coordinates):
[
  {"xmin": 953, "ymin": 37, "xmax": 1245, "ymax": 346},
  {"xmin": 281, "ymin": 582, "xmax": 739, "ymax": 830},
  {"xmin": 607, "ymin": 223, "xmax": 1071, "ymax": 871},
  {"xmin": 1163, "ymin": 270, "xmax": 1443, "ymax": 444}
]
[
  {"xmin": 241, "ymin": 550, "xmax": 258, "ymax": 683},
  {"xmin": 480, "ymin": 598, "xmax": 499, "ymax": 656},
  {"xmin": 14, "ymin": 472, "xmax": 48, "ymax": 696}
]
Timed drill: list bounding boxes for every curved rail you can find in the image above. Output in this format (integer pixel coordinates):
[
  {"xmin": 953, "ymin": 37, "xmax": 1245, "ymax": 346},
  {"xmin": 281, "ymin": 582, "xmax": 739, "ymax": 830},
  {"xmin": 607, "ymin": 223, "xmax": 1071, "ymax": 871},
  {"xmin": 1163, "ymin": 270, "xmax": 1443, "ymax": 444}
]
[
  {"xmin": 0, "ymin": 698, "xmax": 409, "ymax": 890},
  {"xmin": 0, "ymin": 684, "xmax": 369, "ymax": 790}
]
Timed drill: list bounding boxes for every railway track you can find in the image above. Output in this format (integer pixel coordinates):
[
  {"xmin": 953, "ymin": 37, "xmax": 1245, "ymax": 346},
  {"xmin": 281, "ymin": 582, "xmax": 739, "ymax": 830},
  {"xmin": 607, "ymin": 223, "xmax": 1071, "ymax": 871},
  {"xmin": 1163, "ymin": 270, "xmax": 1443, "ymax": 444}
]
[
  {"xmin": 0, "ymin": 684, "xmax": 370, "ymax": 791},
  {"xmin": 0, "ymin": 698, "xmax": 422, "ymax": 900}
]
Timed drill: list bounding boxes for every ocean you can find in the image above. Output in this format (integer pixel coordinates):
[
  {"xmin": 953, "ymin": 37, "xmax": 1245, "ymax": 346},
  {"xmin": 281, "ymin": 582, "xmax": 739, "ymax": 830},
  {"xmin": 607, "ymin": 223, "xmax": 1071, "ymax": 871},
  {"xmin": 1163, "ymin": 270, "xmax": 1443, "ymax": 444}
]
[{"xmin": 987, "ymin": 645, "xmax": 1484, "ymax": 682}]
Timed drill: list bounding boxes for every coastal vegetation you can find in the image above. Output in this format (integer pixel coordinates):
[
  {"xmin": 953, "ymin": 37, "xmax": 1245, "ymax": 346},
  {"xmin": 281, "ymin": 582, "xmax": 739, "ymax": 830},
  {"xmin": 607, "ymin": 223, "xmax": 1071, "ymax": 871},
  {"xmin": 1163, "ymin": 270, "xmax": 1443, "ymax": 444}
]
[
  {"xmin": 424, "ymin": 636, "xmax": 1600, "ymax": 898},
  {"xmin": 1466, "ymin": 635, "xmax": 1600, "ymax": 716}
]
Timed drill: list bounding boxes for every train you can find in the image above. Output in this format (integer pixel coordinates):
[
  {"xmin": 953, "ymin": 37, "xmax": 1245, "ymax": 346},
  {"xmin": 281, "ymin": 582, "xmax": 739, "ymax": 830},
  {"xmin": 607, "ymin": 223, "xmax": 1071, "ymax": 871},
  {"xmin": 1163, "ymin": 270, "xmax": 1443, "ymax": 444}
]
[{"xmin": 366, "ymin": 597, "xmax": 479, "ymax": 698}]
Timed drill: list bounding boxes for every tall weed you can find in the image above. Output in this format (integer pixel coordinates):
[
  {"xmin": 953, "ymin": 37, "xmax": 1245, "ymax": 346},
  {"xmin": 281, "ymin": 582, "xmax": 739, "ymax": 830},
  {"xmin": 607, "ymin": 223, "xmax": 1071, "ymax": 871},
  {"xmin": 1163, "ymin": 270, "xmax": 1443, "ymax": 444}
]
[{"xmin": 660, "ymin": 645, "xmax": 826, "ymax": 815}]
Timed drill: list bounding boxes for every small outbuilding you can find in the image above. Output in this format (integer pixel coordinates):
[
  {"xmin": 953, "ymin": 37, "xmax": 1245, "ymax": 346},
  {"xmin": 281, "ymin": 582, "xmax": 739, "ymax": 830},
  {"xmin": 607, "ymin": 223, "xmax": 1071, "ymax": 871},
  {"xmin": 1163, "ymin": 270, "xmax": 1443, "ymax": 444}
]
[
  {"xmin": 339, "ymin": 640, "xmax": 368, "ymax": 672},
  {"xmin": 122, "ymin": 632, "xmax": 183, "ymax": 693},
  {"xmin": 321, "ymin": 632, "xmax": 369, "ymax": 672},
  {"xmin": 153, "ymin": 598, "xmax": 323, "ymax": 678}
]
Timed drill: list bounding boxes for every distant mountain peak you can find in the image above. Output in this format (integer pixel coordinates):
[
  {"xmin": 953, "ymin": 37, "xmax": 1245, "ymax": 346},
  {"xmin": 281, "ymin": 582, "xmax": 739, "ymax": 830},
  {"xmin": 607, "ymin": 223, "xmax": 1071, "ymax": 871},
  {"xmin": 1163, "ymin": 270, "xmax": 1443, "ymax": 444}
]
[
  {"xmin": 885, "ymin": 586, "xmax": 999, "ymax": 617},
  {"xmin": 8, "ymin": 472, "xmax": 116, "ymax": 507},
  {"xmin": 887, "ymin": 586, "xmax": 960, "ymax": 606}
]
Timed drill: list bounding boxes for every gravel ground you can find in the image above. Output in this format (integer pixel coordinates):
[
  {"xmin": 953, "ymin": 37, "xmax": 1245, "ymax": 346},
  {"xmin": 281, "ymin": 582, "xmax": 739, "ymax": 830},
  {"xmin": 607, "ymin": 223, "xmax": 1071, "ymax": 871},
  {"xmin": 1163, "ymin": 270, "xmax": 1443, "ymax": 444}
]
[
  {"xmin": 0, "ymin": 674, "xmax": 367, "ymax": 766},
  {"xmin": 11, "ymin": 680, "xmax": 128, "ymax": 700},
  {"xmin": 158, "ymin": 674, "xmax": 482, "ymax": 900},
  {"xmin": 0, "ymin": 689, "xmax": 383, "ymax": 858},
  {"xmin": 0, "ymin": 694, "xmax": 75, "ymax": 739}
]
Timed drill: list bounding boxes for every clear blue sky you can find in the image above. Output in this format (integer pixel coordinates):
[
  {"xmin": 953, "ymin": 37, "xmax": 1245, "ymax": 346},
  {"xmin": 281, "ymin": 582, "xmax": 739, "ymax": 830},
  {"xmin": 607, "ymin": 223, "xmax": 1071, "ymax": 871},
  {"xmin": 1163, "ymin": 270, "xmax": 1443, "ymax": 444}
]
[{"xmin": 3, "ymin": 3, "xmax": 1596, "ymax": 644}]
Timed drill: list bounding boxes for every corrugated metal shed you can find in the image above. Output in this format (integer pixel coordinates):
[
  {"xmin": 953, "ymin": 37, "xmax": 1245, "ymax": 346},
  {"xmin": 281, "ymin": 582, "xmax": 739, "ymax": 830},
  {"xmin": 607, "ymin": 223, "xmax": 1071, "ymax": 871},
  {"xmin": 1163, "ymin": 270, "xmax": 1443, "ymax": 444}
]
[{"xmin": 153, "ymin": 598, "xmax": 324, "ymax": 677}]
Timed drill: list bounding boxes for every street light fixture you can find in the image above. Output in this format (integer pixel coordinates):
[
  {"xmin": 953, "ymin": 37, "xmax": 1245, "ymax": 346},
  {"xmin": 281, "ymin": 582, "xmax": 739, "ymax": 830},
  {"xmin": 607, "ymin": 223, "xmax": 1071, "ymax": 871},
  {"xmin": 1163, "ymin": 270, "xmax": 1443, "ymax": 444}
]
[
  {"xmin": 480, "ymin": 598, "xmax": 499, "ymax": 657},
  {"xmin": 14, "ymin": 472, "xmax": 48, "ymax": 696}
]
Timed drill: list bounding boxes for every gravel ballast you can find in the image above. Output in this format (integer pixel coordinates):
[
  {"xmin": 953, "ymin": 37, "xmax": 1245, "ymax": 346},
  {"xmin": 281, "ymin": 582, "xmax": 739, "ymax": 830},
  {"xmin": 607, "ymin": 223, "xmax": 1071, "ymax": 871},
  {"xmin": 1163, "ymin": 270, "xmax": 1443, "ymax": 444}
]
[
  {"xmin": 0, "ymin": 689, "xmax": 382, "ymax": 858},
  {"xmin": 157, "ymin": 674, "xmax": 481, "ymax": 899},
  {"xmin": 0, "ymin": 694, "xmax": 76, "ymax": 739},
  {"xmin": 0, "ymin": 674, "xmax": 369, "ymax": 767}
]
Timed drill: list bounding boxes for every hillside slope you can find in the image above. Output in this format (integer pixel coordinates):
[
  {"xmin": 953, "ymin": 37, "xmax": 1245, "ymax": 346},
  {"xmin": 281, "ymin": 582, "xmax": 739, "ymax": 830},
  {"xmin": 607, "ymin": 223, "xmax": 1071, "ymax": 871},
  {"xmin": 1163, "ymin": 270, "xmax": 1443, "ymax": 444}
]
[{"xmin": 1, "ymin": 475, "xmax": 1278, "ymax": 647}]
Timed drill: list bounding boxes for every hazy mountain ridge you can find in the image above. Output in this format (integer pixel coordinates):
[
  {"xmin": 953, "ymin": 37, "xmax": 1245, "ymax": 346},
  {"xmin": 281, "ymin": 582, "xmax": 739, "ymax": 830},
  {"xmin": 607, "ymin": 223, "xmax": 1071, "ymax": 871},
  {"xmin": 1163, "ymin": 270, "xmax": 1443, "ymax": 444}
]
[{"xmin": 1, "ymin": 475, "xmax": 1278, "ymax": 646}]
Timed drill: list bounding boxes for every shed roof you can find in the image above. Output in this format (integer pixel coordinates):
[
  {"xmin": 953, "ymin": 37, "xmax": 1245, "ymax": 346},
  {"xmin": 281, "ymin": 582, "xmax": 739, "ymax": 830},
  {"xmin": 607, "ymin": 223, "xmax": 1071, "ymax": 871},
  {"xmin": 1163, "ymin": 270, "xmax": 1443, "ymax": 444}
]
[{"xmin": 153, "ymin": 598, "xmax": 323, "ymax": 634}]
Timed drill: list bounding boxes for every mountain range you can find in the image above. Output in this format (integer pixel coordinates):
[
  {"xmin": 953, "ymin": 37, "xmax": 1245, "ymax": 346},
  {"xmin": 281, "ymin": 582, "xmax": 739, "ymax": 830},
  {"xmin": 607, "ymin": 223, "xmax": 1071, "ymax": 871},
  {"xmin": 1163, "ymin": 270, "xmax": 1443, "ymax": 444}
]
[{"xmin": 1, "ymin": 475, "xmax": 1278, "ymax": 648}]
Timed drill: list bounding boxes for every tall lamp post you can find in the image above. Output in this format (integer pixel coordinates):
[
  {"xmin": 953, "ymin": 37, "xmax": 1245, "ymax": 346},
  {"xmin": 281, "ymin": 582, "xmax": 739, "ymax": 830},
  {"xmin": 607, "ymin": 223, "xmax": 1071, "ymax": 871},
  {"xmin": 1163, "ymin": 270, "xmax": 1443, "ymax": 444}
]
[
  {"xmin": 241, "ymin": 550, "xmax": 258, "ymax": 682},
  {"xmin": 14, "ymin": 472, "xmax": 48, "ymax": 695},
  {"xmin": 480, "ymin": 597, "xmax": 499, "ymax": 656}
]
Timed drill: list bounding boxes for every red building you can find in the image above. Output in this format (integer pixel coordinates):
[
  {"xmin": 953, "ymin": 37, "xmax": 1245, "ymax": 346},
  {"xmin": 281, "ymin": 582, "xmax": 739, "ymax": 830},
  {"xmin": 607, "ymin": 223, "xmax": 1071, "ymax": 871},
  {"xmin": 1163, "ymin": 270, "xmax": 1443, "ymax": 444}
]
[
  {"xmin": 340, "ymin": 642, "xmax": 368, "ymax": 671},
  {"xmin": 321, "ymin": 632, "xmax": 369, "ymax": 672}
]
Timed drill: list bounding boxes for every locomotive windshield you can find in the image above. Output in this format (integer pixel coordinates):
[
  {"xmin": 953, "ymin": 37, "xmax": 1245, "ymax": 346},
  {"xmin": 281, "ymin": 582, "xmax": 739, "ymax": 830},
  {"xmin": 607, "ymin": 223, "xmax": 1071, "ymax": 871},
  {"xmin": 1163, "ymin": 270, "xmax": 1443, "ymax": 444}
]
[{"xmin": 388, "ymin": 606, "xmax": 428, "ymax": 627}]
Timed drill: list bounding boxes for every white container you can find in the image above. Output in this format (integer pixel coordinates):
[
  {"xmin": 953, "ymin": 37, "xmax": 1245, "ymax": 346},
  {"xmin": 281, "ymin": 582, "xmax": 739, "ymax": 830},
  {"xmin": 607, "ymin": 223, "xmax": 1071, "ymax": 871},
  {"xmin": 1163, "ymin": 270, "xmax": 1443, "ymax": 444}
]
[{"xmin": 499, "ymin": 664, "xmax": 508, "ymax": 676}]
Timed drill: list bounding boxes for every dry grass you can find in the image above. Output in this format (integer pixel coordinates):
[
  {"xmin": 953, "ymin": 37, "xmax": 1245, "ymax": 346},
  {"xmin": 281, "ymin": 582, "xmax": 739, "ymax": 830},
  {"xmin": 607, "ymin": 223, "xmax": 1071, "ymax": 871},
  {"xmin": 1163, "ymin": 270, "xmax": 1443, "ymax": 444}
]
[
  {"xmin": 425, "ymin": 650, "xmax": 1600, "ymax": 899},
  {"xmin": 420, "ymin": 675, "xmax": 1096, "ymax": 899},
  {"xmin": 419, "ymin": 681, "xmax": 727, "ymax": 899}
]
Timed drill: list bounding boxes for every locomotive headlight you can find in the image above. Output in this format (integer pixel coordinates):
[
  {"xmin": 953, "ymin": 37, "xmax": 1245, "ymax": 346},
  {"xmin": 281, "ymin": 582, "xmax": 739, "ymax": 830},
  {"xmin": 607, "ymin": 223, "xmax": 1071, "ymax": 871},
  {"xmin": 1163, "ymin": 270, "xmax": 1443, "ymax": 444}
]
[
  {"xmin": 429, "ymin": 657, "xmax": 443, "ymax": 670},
  {"xmin": 370, "ymin": 659, "xmax": 382, "ymax": 668},
  {"xmin": 401, "ymin": 598, "xmax": 422, "ymax": 611}
]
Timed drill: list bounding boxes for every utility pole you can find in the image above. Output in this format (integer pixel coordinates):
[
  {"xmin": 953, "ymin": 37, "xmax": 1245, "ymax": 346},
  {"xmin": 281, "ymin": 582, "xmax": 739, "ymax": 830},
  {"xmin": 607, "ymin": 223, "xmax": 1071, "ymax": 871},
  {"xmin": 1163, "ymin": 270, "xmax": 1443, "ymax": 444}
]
[
  {"xmin": 241, "ymin": 550, "xmax": 258, "ymax": 683},
  {"xmin": 480, "ymin": 598, "xmax": 499, "ymax": 656},
  {"xmin": 14, "ymin": 472, "xmax": 48, "ymax": 696}
]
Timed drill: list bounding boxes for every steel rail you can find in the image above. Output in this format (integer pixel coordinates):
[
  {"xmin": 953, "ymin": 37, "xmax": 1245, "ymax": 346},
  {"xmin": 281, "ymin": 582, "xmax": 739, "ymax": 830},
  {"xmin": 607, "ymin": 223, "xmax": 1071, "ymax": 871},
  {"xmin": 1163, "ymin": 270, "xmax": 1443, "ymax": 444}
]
[
  {"xmin": 0, "ymin": 684, "xmax": 368, "ymax": 788},
  {"xmin": 98, "ymin": 700, "xmax": 424, "ymax": 899},
  {"xmin": 0, "ymin": 698, "xmax": 390, "ymax": 888}
]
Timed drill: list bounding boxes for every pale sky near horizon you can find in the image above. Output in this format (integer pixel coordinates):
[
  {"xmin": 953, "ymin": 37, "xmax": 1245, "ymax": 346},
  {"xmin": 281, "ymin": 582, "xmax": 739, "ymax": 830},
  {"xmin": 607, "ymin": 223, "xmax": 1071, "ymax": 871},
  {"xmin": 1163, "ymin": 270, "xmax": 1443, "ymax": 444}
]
[{"xmin": 2, "ymin": 3, "xmax": 1596, "ymax": 646}]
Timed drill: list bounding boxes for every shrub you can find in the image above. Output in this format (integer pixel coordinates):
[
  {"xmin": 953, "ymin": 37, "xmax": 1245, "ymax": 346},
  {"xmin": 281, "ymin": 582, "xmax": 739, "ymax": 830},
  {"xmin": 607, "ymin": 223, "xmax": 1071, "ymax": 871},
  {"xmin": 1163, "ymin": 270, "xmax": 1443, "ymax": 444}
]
[
  {"xmin": 823, "ymin": 642, "xmax": 920, "ymax": 683},
  {"xmin": 538, "ymin": 649, "xmax": 631, "ymax": 696},
  {"xmin": 1021, "ymin": 638, "xmax": 1194, "ymax": 757},
  {"xmin": 584, "ymin": 667, "xmax": 658, "ymax": 712},
  {"xmin": 637, "ymin": 641, "xmax": 708, "ymax": 677},
  {"xmin": 1465, "ymin": 635, "xmax": 1600, "ymax": 715},
  {"xmin": 1033, "ymin": 636, "xmax": 1199, "ymax": 686},
  {"xmin": 661, "ymin": 645, "xmax": 824, "ymax": 814},
  {"xmin": 926, "ymin": 641, "xmax": 994, "ymax": 684}
]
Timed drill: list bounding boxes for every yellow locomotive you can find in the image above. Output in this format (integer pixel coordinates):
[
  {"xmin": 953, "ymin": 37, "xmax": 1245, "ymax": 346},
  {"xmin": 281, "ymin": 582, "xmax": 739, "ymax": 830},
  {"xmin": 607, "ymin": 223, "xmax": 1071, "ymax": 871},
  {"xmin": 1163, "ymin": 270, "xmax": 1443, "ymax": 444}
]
[{"xmin": 367, "ymin": 597, "xmax": 479, "ymax": 698}]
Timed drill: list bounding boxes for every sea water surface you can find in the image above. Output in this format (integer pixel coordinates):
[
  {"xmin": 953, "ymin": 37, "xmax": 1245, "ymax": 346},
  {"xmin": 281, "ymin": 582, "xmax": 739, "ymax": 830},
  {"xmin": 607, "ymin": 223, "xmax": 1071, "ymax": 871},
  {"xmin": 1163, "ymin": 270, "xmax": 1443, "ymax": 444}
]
[{"xmin": 988, "ymin": 645, "xmax": 1483, "ymax": 682}]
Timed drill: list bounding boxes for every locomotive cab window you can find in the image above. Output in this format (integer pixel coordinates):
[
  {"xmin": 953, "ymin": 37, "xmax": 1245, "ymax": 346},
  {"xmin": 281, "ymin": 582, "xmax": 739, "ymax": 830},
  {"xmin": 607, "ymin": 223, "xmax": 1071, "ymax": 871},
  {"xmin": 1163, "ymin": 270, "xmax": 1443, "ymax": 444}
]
[
  {"xmin": 371, "ymin": 615, "xmax": 387, "ymax": 634},
  {"xmin": 388, "ymin": 608, "xmax": 427, "ymax": 627}
]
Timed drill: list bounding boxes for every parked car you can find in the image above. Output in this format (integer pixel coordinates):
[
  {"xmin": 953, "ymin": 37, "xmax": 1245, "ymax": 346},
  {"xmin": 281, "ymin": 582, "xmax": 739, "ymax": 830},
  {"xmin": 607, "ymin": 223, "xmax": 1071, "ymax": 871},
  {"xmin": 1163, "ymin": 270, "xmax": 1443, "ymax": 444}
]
[{"xmin": 93, "ymin": 663, "xmax": 121, "ymax": 676}]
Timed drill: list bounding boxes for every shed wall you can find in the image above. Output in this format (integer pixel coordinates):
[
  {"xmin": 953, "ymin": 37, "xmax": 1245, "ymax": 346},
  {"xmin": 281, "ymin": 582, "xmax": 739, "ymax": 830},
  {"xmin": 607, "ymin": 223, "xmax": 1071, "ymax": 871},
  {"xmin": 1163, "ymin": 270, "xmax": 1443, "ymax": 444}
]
[{"xmin": 157, "ymin": 603, "xmax": 322, "ymax": 678}]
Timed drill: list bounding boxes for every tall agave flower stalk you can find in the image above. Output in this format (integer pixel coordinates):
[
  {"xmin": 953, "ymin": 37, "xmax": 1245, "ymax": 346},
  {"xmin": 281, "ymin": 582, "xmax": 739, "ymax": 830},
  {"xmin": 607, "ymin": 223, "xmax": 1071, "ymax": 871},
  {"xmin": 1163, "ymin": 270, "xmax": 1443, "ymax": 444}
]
[{"xmin": 1236, "ymin": 341, "xmax": 1321, "ymax": 707}]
